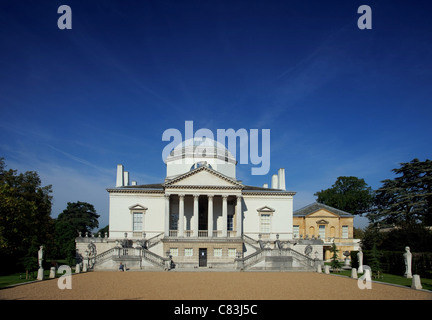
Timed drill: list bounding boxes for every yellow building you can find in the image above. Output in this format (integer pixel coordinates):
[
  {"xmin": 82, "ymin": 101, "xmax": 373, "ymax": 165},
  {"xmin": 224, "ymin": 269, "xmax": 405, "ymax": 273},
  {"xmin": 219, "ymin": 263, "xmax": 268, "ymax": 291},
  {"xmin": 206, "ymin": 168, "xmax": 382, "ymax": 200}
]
[{"xmin": 293, "ymin": 202, "xmax": 360, "ymax": 261}]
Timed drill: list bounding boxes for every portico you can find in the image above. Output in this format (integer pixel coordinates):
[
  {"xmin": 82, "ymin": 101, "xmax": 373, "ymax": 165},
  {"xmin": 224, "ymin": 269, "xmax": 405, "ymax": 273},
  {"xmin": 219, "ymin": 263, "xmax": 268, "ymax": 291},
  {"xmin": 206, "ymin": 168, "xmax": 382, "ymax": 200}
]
[{"xmin": 164, "ymin": 193, "xmax": 243, "ymax": 238}]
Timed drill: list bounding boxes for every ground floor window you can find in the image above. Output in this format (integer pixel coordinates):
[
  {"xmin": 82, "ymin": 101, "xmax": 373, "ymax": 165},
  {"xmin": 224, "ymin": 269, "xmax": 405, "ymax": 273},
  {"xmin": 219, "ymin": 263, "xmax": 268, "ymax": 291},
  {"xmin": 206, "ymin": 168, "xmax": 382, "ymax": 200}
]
[
  {"xmin": 228, "ymin": 248, "xmax": 236, "ymax": 258},
  {"xmin": 185, "ymin": 248, "xmax": 193, "ymax": 257},
  {"xmin": 214, "ymin": 248, "xmax": 222, "ymax": 257},
  {"xmin": 170, "ymin": 248, "xmax": 178, "ymax": 257}
]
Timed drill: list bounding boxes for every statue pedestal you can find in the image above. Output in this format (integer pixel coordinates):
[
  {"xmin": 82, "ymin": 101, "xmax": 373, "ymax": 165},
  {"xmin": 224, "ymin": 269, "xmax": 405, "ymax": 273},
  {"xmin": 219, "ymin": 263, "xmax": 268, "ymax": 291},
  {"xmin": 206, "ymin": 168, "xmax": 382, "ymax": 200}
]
[{"xmin": 37, "ymin": 267, "xmax": 44, "ymax": 281}]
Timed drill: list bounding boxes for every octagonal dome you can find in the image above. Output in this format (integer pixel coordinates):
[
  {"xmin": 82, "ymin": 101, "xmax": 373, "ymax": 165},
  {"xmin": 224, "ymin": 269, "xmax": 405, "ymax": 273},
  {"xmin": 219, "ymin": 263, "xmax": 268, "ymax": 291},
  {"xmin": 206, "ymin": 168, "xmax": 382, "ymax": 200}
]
[{"xmin": 165, "ymin": 137, "xmax": 237, "ymax": 180}]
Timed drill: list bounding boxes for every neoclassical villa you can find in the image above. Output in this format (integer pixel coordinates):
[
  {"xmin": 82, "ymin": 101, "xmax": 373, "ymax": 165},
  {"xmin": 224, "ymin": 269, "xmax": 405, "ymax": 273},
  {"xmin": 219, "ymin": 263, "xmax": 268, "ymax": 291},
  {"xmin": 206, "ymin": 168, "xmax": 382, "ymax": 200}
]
[{"xmin": 75, "ymin": 138, "xmax": 356, "ymax": 271}]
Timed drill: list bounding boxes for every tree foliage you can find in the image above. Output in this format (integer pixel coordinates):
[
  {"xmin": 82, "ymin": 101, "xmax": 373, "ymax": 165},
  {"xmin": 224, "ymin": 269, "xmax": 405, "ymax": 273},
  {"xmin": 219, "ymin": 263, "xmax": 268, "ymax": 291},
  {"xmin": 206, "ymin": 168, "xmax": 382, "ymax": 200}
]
[
  {"xmin": 368, "ymin": 158, "xmax": 432, "ymax": 228},
  {"xmin": 54, "ymin": 201, "xmax": 100, "ymax": 263},
  {"xmin": 0, "ymin": 158, "xmax": 54, "ymax": 274},
  {"xmin": 329, "ymin": 242, "xmax": 342, "ymax": 271},
  {"xmin": 314, "ymin": 176, "xmax": 374, "ymax": 215}
]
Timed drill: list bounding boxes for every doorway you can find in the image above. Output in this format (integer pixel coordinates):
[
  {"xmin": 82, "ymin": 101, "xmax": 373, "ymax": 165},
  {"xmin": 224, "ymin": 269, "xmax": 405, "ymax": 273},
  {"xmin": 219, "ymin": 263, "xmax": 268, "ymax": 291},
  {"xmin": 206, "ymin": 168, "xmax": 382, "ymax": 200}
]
[{"xmin": 199, "ymin": 248, "xmax": 207, "ymax": 267}]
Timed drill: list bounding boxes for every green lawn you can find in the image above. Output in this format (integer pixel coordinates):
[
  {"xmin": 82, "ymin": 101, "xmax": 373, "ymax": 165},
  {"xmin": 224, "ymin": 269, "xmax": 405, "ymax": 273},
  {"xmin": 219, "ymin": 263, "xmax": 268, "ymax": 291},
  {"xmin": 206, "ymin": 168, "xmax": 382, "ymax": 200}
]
[
  {"xmin": 0, "ymin": 265, "xmax": 75, "ymax": 289},
  {"xmin": 332, "ymin": 269, "xmax": 432, "ymax": 291}
]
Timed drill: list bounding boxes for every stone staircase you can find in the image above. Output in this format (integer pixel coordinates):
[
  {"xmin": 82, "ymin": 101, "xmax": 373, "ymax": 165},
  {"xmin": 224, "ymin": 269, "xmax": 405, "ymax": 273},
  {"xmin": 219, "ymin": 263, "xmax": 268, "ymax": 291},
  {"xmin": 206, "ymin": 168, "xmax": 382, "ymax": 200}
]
[
  {"xmin": 89, "ymin": 234, "xmax": 322, "ymax": 271},
  {"xmin": 236, "ymin": 237, "xmax": 321, "ymax": 271},
  {"xmin": 92, "ymin": 233, "xmax": 170, "ymax": 271}
]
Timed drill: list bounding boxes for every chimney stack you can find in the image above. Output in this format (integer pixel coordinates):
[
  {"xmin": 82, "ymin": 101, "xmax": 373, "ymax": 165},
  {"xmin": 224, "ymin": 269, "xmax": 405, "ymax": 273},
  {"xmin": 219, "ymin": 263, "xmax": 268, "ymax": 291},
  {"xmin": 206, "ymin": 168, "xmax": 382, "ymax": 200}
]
[
  {"xmin": 123, "ymin": 171, "xmax": 129, "ymax": 187},
  {"xmin": 278, "ymin": 168, "xmax": 286, "ymax": 191},
  {"xmin": 116, "ymin": 164, "xmax": 124, "ymax": 187},
  {"xmin": 271, "ymin": 174, "xmax": 278, "ymax": 189},
  {"xmin": 263, "ymin": 183, "xmax": 268, "ymax": 189}
]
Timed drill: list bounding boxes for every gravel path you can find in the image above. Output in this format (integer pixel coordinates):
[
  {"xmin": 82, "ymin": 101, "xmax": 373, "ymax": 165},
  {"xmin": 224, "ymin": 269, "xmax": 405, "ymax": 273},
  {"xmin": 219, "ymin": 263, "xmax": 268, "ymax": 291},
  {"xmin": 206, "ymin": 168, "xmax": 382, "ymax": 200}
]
[{"xmin": 1, "ymin": 271, "xmax": 431, "ymax": 300}]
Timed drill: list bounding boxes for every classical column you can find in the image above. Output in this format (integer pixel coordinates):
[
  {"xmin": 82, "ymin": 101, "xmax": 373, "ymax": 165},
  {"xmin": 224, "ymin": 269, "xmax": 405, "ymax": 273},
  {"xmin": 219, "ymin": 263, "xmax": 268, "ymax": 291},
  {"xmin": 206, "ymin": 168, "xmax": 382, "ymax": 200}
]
[
  {"xmin": 236, "ymin": 195, "xmax": 242, "ymax": 237},
  {"xmin": 207, "ymin": 195, "xmax": 214, "ymax": 237},
  {"xmin": 193, "ymin": 195, "xmax": 199, "ymax": 237},
  {"xmin": 178, "ymin": 194, "xmax": 185, "ymax": 237},
  {"xmin": 164, "ymin": 194, "xmax": 170, "ymax": 236},
  {"xmin": 222, "ymin": 195, "xmax": 228, "ymax": 237}
]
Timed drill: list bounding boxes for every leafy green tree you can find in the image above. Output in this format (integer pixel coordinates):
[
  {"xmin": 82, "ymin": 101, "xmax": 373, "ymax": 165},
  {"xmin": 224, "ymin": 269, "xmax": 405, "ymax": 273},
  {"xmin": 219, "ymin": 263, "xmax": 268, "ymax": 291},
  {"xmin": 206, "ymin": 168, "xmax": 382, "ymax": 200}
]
[
  {"xmin": 368, "ymin": 243, "xmax": 381, "ymax": 278},
  {"xmin": 368, "ymin": 158, "xmax": 432, "ymax": 228},
  {"xmin": 315, "ymin": 176, "xmax": 374, "ymax": 216},
  {"xmin": 329, "ymin": 242, "xmax": 342, "ymax": 272},
  {"xmin": 0, "ymin": 158, "xmax": 53, "ymax": 274},
  {"xmin": 54, "ymin": 201, "xmax": 100, "ymax": 263}
]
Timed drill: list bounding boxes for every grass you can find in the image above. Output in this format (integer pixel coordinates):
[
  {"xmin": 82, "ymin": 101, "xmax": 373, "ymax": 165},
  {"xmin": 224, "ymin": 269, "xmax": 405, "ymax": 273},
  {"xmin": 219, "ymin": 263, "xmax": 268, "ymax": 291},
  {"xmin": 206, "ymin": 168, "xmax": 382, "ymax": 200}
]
[
  {"xmin": 331, "ymin": 269, "xmax": 432, "ymax": 291},
  {"xmin": 0, "ymin": 263, "xmax": 76, "ymax": 289}
]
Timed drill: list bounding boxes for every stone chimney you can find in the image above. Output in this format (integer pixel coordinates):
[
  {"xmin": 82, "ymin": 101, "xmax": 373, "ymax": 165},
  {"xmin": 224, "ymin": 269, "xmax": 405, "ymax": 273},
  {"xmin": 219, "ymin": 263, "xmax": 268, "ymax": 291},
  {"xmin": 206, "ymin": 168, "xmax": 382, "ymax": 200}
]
[
  {"xmin": 123, "ymin": 171, "xmax": 129, "ymax": 187},
  {"xmin": 263, "ymin": 183, "xmax": 268, "ymax": 188},
  {"xmin": 271, "ymin": 174, "xmax": 278, "ymax": 189},
  {"xmin": 278, "ymin": 168, "xmax": 286, "ymax": 191},
  {"xmin": 116, "ymin": 164, "xmax": 124, "ymax": 187}
]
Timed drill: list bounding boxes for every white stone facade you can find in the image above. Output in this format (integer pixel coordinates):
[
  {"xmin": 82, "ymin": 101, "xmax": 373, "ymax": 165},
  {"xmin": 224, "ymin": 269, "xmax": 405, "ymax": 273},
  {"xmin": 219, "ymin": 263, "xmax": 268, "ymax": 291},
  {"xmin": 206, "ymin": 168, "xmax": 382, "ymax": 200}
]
[{"xmin": 76, "ymin": 138, "xmax": 322, "ymax": 271}]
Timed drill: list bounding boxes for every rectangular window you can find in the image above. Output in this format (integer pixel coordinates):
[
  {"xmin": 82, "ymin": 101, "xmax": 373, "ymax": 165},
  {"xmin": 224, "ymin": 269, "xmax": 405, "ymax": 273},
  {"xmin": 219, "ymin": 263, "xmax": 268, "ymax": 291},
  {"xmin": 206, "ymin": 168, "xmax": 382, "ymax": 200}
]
[
  {"xmin": 184, "ymin": 248, "xmax": 193, "ymax": 257},
  {"xmin": 260, "ymin": 214, "xmax": 271, "ymax": 233},
  {"xmin": 214, "ymin": 248, "xmax": 222, "ymax": 257},
  {"xmin": 227, "ymin": 215, "xmax": 234, "ymax": 231},
  {"xmin": 228, "ymin": 248, "xmax": 236, "ymax": 258},
  {"xmin": 170, "ymin": 213, "xmax": 179, "ymax": 230},
  {"xmin": 319, "ymin": 225, "xmax": 326, "ymax": 239},
  {"xmin": 293, "ymin": 225, "xmax": 300, "ymax": 238},
  {"xmin": 170, "ymin": 248, "xmax": 178, "ymax": 257},
  {"xmin": 342, "ymin": 226, "xmax": 349, "ymax": 239},
  {"xmin": 133, "ymin": 212, "xmax": 143, "ymax": 231}
]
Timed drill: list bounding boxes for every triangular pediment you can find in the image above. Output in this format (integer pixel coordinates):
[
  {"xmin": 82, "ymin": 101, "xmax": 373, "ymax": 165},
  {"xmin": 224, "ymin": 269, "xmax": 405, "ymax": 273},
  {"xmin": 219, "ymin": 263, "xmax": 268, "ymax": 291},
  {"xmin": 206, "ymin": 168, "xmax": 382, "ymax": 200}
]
[
  {"xmin": 164, "ymin": 166, "xmax": 242, "ymax": 188},
  {"xmin": 257, "ymin": 206, "xmax": 275, "ymax": 212},
  {"xmin": 306, "ymin": 209, "xmax": 340, "ymax": 218},
  {"xmin": 128, "ymin": 204, "xmax": 148, "ymax": 211}
]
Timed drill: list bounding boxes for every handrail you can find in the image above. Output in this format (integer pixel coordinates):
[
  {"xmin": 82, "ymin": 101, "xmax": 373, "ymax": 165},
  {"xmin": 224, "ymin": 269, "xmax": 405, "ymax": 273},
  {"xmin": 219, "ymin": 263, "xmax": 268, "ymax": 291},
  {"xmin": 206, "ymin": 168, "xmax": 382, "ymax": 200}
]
[
  {"xmin": 142, "ymin": 249, "xmax": 170, "ymax": 269},
  {"xmin": 146, "ymin": 232, "xmax": 164, "ymax": 248},
  {"xmin": 94, "ymin": 247, "xmax": 116, "ymax": 263},
  {"xmin": 236, "ymin": 247, "xmax": 316, "ymax": 270}
]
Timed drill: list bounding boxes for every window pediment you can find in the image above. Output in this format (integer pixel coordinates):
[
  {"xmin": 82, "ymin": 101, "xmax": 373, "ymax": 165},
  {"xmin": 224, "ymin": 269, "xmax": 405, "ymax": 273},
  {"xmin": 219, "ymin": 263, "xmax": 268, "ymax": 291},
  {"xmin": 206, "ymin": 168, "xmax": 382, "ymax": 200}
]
[
  {"xmin": 129, "ymin": 204, "xmax": 148, "ymax": 211},
  {"xmin": 257, "ymin": 206, "xmax": 275, "ymax": 213},
  {"xmin": 316, "ymin": 219, "xmax": 329, "ymax": 225}
]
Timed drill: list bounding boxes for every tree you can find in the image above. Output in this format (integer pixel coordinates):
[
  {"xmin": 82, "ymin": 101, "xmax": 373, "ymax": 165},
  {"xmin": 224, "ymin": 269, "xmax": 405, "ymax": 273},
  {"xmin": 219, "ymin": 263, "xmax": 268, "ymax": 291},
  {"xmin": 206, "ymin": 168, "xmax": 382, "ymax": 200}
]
[
  {"xmin": 368, "ymin": 158, "xmax": 432, "ymax": 228},
  {"xmin": 54, "ymin": 201, "xmax": 100, "ymax": 263},
  {"xmin": 329, "ymin": 242, "xmax": 342, "ymax": 272},
  {"xmin": 0, "ymin": 158, "xmax": 53, "ymax": 274},
  {"xmin": 315, "ymin": 176, "xmax": 374, "ymax": 215}
]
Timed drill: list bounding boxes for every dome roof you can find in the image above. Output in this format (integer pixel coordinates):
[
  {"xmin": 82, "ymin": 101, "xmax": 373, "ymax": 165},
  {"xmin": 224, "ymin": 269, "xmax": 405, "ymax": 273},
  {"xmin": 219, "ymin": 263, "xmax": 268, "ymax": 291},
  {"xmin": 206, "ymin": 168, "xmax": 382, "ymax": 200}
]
[{"xmin": 167, "ymin": 137, "xmax": 236, "ymax": 164}]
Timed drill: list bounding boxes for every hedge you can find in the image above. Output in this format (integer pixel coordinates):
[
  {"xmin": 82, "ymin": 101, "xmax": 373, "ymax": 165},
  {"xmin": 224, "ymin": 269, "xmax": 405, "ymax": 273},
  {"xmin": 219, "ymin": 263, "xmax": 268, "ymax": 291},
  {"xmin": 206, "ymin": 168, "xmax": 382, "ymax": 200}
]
[{"xmin": 350, "ymin": 250, "xmax": 432, "ymax": 278}]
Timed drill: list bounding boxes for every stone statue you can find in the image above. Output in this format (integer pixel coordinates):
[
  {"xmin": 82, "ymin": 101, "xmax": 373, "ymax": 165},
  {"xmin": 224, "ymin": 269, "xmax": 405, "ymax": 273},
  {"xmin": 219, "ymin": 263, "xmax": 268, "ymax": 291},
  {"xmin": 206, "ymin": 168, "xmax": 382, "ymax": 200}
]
[
  {"xmin": 38, "ymin": 245, "xmax": 44, "ymax": 268},
  {"xmin": 403, "ymin": 246, "xmax": 413, "ymax": 278},
  {"xmin": 304, "ymin": 245, "xmax": 313, "ymax": 257},
  {"xmin": 357, "ymin": 247, "xmax": 363, "ymax": 273},
  {"xmin": 37, "ymin": 245, "xmax": 44, "ymax": 280}
]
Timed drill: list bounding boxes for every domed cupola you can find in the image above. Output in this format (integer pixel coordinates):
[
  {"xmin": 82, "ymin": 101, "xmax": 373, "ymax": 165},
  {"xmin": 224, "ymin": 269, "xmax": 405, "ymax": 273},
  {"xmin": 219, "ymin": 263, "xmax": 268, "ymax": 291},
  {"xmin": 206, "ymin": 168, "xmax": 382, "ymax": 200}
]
[{"xmin": 165, "ymin": 137, "xmax": 236, "ymax": 180}]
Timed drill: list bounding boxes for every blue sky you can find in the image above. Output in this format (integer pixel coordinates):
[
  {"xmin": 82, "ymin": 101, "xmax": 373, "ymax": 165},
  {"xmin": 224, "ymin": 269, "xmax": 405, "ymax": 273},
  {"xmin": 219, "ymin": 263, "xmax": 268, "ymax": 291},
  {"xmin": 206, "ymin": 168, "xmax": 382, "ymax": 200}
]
[{"xmin": 1, "ymin": 1, "xmax": 431, "ymax": 229}]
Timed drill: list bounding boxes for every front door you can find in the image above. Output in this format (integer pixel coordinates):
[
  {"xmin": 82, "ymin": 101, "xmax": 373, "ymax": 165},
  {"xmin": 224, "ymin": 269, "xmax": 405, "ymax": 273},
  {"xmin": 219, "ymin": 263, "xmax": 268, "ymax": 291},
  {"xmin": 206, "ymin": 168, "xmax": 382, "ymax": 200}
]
[{"xmin": 199, "ymin": 248, "xmax": 207, "ymax": 267}]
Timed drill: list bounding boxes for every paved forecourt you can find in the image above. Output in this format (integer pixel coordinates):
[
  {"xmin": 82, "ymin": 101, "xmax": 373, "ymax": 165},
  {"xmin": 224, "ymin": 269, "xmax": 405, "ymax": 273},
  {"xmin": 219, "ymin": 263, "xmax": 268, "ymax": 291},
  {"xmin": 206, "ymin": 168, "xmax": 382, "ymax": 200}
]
[{"xmin": 0, "ymin": 271, "xmax": 431, "ymax": 300}]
